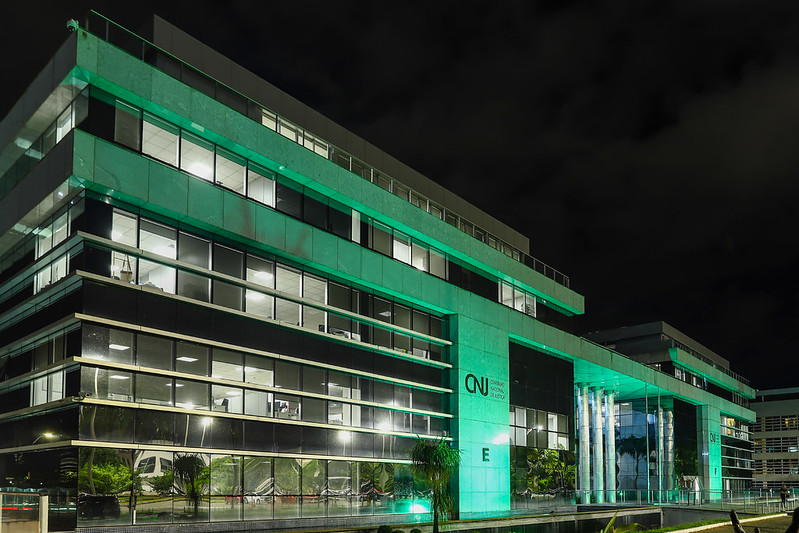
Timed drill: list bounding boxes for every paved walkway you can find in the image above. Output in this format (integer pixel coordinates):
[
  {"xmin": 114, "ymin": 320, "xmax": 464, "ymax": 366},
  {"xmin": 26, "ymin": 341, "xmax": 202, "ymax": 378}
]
[{"xmin": 684, "ymin": 513, "xmax": 796, "ymax": 533}]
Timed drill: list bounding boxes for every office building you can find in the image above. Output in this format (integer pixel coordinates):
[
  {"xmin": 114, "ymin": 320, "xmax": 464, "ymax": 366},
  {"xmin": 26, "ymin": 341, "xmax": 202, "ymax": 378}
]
[
  {"xmin": 0, "ymin": 12, "xmax": 755, "ymax": 531},
  {"xmin": 751, "ymin": 388, "xmax": 799, "ymax": 490}
]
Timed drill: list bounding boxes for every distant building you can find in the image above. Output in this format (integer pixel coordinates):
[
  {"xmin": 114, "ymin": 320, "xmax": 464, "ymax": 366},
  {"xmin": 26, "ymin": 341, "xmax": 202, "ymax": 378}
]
[
  {"xmin": 0, "ymin": 11, "xmax": 755, "ymax": 531},
  {"xmin": 751, "ymin": 388, "xmax": 799, "ymax": 489},
  {"xmin": 585, "ymin": 322, "xmax": 754, "ymax": 492}
]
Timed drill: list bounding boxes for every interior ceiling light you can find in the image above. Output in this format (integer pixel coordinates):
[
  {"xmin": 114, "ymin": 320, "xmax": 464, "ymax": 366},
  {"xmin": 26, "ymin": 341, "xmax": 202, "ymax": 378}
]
[{"xmin": 108, "ymin": 344, "xmax": 129, "ymax": 350}]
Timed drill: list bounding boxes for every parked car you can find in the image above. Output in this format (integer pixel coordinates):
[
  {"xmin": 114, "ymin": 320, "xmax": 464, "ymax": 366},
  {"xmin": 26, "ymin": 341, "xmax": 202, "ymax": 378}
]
[{"xmin": 77, "ymin": 494, "xmax": 120, "ymax": 519}]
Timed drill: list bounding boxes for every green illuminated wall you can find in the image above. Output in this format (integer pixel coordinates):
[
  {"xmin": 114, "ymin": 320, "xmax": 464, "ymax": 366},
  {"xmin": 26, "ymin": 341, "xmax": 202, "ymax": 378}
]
[
  {"xmin": 450, "ymin": 315, "xmax": 511, "ymax": 514},
  {"xmin": 697, "ymin": 405, "xmax": 723, "ymax": 495}
]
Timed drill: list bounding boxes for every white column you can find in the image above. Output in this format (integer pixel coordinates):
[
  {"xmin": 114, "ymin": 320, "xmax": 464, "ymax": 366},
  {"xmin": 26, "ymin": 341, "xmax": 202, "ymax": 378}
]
[
  {"xmin": 604, "ymin": 391, "xmax": 616, "ymax": 503},
  {"xmin": 593, "ymin": 387, "xmax": 605, "ymax": 503},
  {"xmin": 665, "ymin": 410, "xmax": 675, "ymax": 491},
  {"xmin": 657, "ymin": 406, "xmax": 665, "ymax": 501},
  {"xmin": 578, "ymin": 384, "xmax": 591, "ymax": 503}
]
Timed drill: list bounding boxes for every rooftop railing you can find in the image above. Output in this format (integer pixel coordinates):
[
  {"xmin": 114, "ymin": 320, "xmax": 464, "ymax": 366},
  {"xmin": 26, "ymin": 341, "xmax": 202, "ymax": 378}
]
[{"xmin": 82, "ymin": 11, "xmax": 571, "ymax": 289}]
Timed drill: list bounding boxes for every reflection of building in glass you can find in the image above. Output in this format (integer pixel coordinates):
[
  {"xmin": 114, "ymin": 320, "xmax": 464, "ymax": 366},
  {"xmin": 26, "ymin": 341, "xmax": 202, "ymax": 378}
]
[
  {"xmin": 0, "ymin": 12, "xmax": 754, "ymax": 531},
  {"xmin": 752, "ymin": 389, "xmax": 799, "ymax": 489}
]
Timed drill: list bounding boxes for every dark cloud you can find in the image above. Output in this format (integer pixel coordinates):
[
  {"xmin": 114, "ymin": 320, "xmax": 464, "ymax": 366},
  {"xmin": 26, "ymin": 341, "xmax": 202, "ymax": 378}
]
[{"xmin": 3, "ymin": 0, "xmax": 799, "ymax": 388}]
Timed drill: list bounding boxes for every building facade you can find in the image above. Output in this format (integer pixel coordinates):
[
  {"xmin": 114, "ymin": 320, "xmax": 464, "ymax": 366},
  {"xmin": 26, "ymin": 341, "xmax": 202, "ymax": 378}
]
[
  {"xmin": 752, "ymin": 388, "xmax": 799, "ymax": 490},
  {"xmin": 0, "ymin": 12, "xmax": 755, "ymax": 531}
]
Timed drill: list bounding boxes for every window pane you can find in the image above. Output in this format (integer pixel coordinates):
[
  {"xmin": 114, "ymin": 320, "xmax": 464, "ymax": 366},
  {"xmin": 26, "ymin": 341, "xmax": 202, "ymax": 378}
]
[
  {"xmin": 243, "ymin": 456, "xmax": 273, "ymax": 520},
  {"xmin": 244, "ymin": 390, "xmax": 272, "ymax": 417},
  {"xmin": 175, "ymin": 341, "xmax": 209, "ymax": 376},
  {"xmin": 178, "ymin": 233, "xmax": 210, "ymax": 268},
  {"xmin": 111, "ymin": 210, "xmax": 138, "ymax": 283},
  {"xmin": 136, "ymin": 374, "xmax": 173, "ymax": 406},
  {"xmin": 139, "ymin": 259, "xmax": 176, "ymax": 293},
  {"xmin": 411, "ymin": 242, "xmax": 428, "ymax": 271},
  {"xmin": 142, "ymin": 113, "xmax": 178, "ymax": 166},
  {"xmin": 137, "ymin": 334, "xmax": 172, "ymax": 370},
  {"xmin": 302, "ymin": 273, "xmax": 326, "ymax": 332},
  {"xmin": 274, "ymin": 361, "xmax": 300, "ymax": 390},
  {"xmin": 247, "ymin": 164, "xmax": 275, "ymax": 207},
  {"xmin": 392, "ymin": 232, "xmax": 411, "ymax": 264},
  {"xmin": 82, "ymin": 325, "xmax": 134, "ymax": 364},
  {"xmin": 275, "ymin": 395, "xmax": 300, "ymax": 419},
  {"xmin": 244, "ymin": 355, "xmax": 273, "ymax": 386},
  {"xmin": 211, "ymin": 349, "xmax": 242, "ymax": 381},
  {"xmin": 430, "ymin": 248, "xmax": 446, "ymax": 278},
  {"xmin": 302, "ymin": 366, "xmax": 326, "ymax": 394},
  {"xmin": 114, "ymin": 101, "xmax": 141, "ymax": 150},
  {"xmin": 140, "ymin": 219, "xmax": 176, "ymax": 259},
  {"xmin": 175, "ymin": 380, "xmax": 209, "ymax": 410},
  {"xmin": 214, "ymin": 244, "xmax": 242, "ymax": 277},
  {"xmin": 81, "ymin": 367, "xmax": 133, "ymax": 401},
  {"xmin": 275, "ymin": 179, "xmax": 302, "ymax": 218},
  {"xmin": 212, "ymin": 385, "xmax": 243, "ymax": 414},
  {"xmin": 372, "ymin": 221, "xmax": 391, "ymax": 256},
  {"xmin": 178, "ymin": 270, "xmax": 210, "ymax": 301},
  {"xmin": 275, "ymin": 266, "xmax": 300, "ymax": 324},
  {"xmin": 180, "ymin": 130, "xmax": 214, "ymax": 181},
  {"xmin": 247, "ymin": 255, "xmax": 274, "ymax": 287},
  {"xmin": 215, "ymin": 147, "xmax": 245, "ymax": 193}
]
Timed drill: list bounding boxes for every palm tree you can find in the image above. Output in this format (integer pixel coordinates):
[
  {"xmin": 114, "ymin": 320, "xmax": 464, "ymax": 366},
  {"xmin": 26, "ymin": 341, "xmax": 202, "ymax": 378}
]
[{"xmin": 410, "ymin": 438, "xmax": 461, "ymax": 533}]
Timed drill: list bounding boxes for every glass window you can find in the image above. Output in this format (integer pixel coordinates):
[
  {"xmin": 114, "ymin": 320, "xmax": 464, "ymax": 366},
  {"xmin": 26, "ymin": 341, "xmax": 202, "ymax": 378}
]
[
  {"xmin": 211, "ymin": 349, "xmax": 242, "ymax": 381},
  {"xmin": 142, "ymin": 112, "xmax": 178, "ymax": 166},
  {"xmin": 244, "ymin": 355, "xmax": 273, "ymax": 386},
  {"xmin": 81, "ymin": 367, "xmax": 132, "ymax": 401},
  {"xmin": 302, "ymin": 273, "xmax": 326, "ymax": 333},
  {"xmin": 114, "ymin": 100, "xmax": 141, "ymax": 150},
  {"xmin": 430, "ymin": 248, "xmax": 446, "ymax": 278},
  {"xmin": 372, "ymin": 221, "xmax": 392, "ymax": 256},
  {"xmin": 212, "ymin": 385, "xmax": 243, "ymax": 414},
  {"xmin": 176, "ymin": 341, "xmax": 209, "ymax": 376},
  {"xmin": 180, "ymin": 130, "xmax": 214, "ymax": 181},
  {"xmin": 275, "ymin": 395, "xmax": 300, "ymax": 420},
  {"xmin": 411, "ymin": 242, "xmax": 428, "ymax": 272},
  {"xmin": 275, "ymin": 179, "xmax": 302, "ymax": 218},
  {"xmin": 275, "ymin": 266, "xmax": 300, "ymax": 325},
  {"xmin": 82, "ymin": 325, "xmax": 134, "ymax": 364},
  {"xmin": 136, "ymin": 374, "xmax": 173, "ymax": 406},
  {"xmin": 392, "ymin": 232, "xmax": 411, "ymax": 264},
  {"xmin": 302, "ymin": 366, "xmax": 326, "ymax": 394},
  {"xmin": 247, "ymin": 163, "xmax": 275, "ymax": 207},
  {"xmin": 244, "ymin": 390, "xmax": 272, "ymax": 417},
  {"xmin": 328, "ymin": 402, "xmax": 350, "ymax": 426},
  {"xmin": 215, "ymin": 147, "xmax": 246, "ymax": 194},
  {"xmin": 139, "ymin": 259, "xmax": 176, "ymax": 293},
  {"xmin": 327, "ymin": 372, "xmax": 351, "ymax": 398},
  {"xmin": 175, "ymin": 379, "xmax": 209, "ymax": 410},
  {"xmin": 140, "ymin": 219, "xmax": 176, "ymax": 259},
  {"xmin": 303, "ymin": 189, "xmax": 328, "ymax": 230},
  {"xmin": 500, "ymin": 282, "xmax": 513, "ymax": 308},
  {"xmin": 274, "ymin": 458, "xmax": 300, "ymax": 518},
  {"xmin": 303, "ymin": 398, "xmax": 326, "ymax": 423},
  {"xmin": 243, "ymin": 456, "xmax": 273, "ymax": 520},
  {"xmin": 274, "ymin": 360, "xmax": 300, "ymax": 390},
  {"xmin": 136, "ymin": 334, "xmax": 172, "ymax": 370},
  {"xmin": 111, "ymin": 210, "xmax": 138, "ymax": 283},
  {"xmin": 210, "ymin": 454, "xmax": 242, "ymax": 521}
]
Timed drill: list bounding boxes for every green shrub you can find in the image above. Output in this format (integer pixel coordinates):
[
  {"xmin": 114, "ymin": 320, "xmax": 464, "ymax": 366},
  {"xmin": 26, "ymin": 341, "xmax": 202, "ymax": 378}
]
[
  {"xmin": 393, "ymin": 530, "xmax": 405, "ymax": 533},
  {"xmin": 377, "ymin": 525, "xmax": 394, "ymax": 533},
  {"xmin": 410, "ymin": 529, "xmax": 423, "ymax": 533}
]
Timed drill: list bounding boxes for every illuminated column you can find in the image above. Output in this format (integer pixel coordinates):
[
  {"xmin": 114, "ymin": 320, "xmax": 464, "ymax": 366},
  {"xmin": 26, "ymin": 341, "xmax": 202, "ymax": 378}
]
[
  {"xmin": 604, "ymin": 391, "xmax": 616, "ymax": 503},
  {"xmin": 577, "ymin": 384, "xmax": 591, "ymax": 503},
  {"xmin": 665, "ymin": 410, "xmax": 675, "ymax": 491},
  {"xmin": 593, "ymin": 387, "xmax": 605, "ymax": 503},
  {"xmin": 657, "ymin": 406, "xmax": 665, "ymax": 500}
]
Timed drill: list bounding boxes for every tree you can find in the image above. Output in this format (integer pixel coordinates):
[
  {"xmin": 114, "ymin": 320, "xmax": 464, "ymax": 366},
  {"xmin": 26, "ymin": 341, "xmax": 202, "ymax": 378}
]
[
  {"xmin": 173, "ymin": 454, "xmax": 209, "ymax": 517},
  {"xmin": 617, "ymin": 436, "xmax": 648, "ymax": 488},
  {"xmin": 410, "ymin": 438, "xmax": 461, "ymax": 533},
  {"xmin": 148, "ymin": 469, "xmax": 174, "ymax": 496}
]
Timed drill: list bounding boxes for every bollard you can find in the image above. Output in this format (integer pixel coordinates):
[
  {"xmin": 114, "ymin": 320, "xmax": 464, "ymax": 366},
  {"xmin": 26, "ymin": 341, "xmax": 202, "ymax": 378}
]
[{"xmin": 39, "ymin": 494, "xmax": 49, "ymax": 533}]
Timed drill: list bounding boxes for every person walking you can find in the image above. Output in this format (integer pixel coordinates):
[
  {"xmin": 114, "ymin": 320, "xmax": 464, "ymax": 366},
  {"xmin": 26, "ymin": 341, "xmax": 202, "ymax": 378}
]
[{"xmin": 781, "ymin": 483, "xmax": 789, "ymax": 509}]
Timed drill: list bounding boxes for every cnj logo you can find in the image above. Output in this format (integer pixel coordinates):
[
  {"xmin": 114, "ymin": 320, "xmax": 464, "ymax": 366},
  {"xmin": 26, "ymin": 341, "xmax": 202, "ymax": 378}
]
[{"xmin": 465, "ymin": 373, "xmax": 488, "ymax": 396}]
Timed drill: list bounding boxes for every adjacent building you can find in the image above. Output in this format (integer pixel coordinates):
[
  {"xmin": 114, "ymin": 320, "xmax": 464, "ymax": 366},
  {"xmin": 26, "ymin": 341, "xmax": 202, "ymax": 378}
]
[
  {"xmin": 0, "ymin": 12, "xmax": 755, "ymax": 531},
  {"xmin": 751, "ymin": 388, "xmax": 799, "ymax": 490}
]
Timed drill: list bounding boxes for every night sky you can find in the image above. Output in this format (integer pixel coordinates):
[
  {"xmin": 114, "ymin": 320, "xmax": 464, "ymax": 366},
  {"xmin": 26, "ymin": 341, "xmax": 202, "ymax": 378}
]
[{"xmin": 3, "ymin": 1, "xmax": 799, "ymax": 390}]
